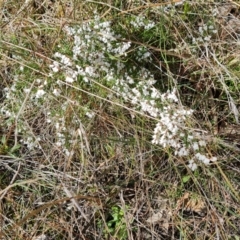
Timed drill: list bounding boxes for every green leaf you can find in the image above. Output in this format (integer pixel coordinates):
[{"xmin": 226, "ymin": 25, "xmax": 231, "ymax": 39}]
[
  {"xmin": 1, "ymin": 135, "xmax": 7, "ymax": 144},
  {"xmin": 182, "ymin": 175, "xmax": 191, "ymax": 183}
]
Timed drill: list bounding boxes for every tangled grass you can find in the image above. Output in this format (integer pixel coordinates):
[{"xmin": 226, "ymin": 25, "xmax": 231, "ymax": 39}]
[{"xmin": 0, "ymin": 0, "xmax": 240, "ymax": 239}]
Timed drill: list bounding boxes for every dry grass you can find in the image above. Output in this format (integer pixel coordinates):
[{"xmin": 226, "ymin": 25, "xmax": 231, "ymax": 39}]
[{"xmin": 0, "ymin": 0, "xmax": 240, "ymax": 239}]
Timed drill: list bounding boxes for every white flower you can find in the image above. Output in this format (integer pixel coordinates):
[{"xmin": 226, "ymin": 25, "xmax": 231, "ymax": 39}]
[
  {"xmin": 199, "ymin": 140, "xmax": 206, "ymax": 147},
  {"xmin": 86, "ymin": 111, "xmax": 95, "ymax": 119},
  {"xmin": 132, "ymin": 88, "xmax": 141, "ymax": 97},
  {"xmin": 195, "ymin": 153, "xmax": 210, "ymax": 165},
  {"xmin": 204, "ymin": 36, "xmax": 211, "ymax": 41},
  {"xmin": 85, "ymin": 66, "xmax": 94, "ymax": 76},
  {"xmin": 151, "ymin": 88, "xmax": 160, "ymax": 98},
  {"xmin": 65, "ymin": 76, "xmax": 74, "ymax": 83},
  {"xmin": 83, "ymin": 77, "xmax": 89, "ymax": 83},
  {"xmin": 195, "ymin": 152, "xmax": 202, "ymax": 159},
  {"xmin": 53, "ymin": 89, "xmax": 60, "ymax": 96},
  {"xmin": 2, "ymin": 110, "xmax": 12, "ymax": 117},
  {"xmin": 35, "ymin": 89, "xmax": 46, "ymax": 99},
  {"xmin": 192, "ymin": 142, "xmax": 199, "ymax": 150},
  {"xmin": 142, "ymin": 52, "xmax": 151, "ymax": 59},
  {"xmin": 202, "ymin": 158, "xmax": 210, "ymax": 165},
  {"xmin": 50, "ymin": 61, "xmax": 59, "ymax": 72},
  {"xmin": 36, "ymin": 79, "xmax": 41, "ymax": 84},
  {"xmin": 55, "ymin": 141, "xmax": 62, "ymax": 147},
  {"xmin": 143, "ymin": 88, "xmax": 149, "ymax": 96},
  {"xmin": 54, "ymin": 52, "xmax": 72, "ymax": 66},
  {"xmin": 203, "ymin": 25, "xmax": 208, "ymax": 31},
  {"xmin": 62, "ymin": 56, "xmax": 72, "ymax": 66},
  {"xmin": 167, "ymin": 92, "xmax": 178, "ymax": 102},
  {"xmin": 145, "ymin": 22, "xmax": 155, "ymax": 30},
  {"xmin": 24, "ymin": 88, "xmax": 31, "ymax": 93},
  {"xmin": 178, "ymin": 147, "xmax": 189, "ymax": 157},
  {"xmin": 64, "ymin": 149, "xmax": 74, "ymax": 157},
  {"xmin": 131, "ymin": 96, "xmax": 138, "ymax": 105},
  {"xmin": 188, "ymin": 159, "xmax": 198, "ymax": 171}
]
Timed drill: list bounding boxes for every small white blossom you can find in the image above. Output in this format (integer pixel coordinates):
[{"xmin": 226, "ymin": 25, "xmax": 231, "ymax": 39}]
[
  {"xmin": 195, "ymin": 153, "xmax": 210, "ymax": 165},
  {"xmin": 85, "ymin": 66, "xmax": 95, "ymax": 76},
  {"xmin": 86, "ymin": 111, "xmax": 95, "ymax": 119},
  {"xmin": 24, "ymin": 88, "xmax": 31, "ymax": 93},
  {"xmin": 192, "ymin": 142, "xmax": 199, "ymax": 150},
  {"xmin": 204, "ymin": 36, "xmax": 211, "ymax": 41},
  {"xmin": 65, "ymin": 76, "xmax": 74, "ymax": 83},
  {"xmin": 83, "ymin": 77, "xmax": 89, "ymax": 83},
  {"xmin": 188, "ymin": 159, "xmax": 198, "ymax": 171},
  {"xmin": 202, "ymin": 158, "xmax": 210, "ymax": 165},
  {"xmin": 177, "ymin": 147, "xmax": 189, "ymax": 157},
  {"xmin": 53, "ymin": 89, "xmax": 61, "ymax": 96},
  {"xmin": 35, "ymin": 89, "xmax": 46, "ymax": 99},
  {"xmin": 55, "ymin": 141, "xmax": 62, "ymax": 147},
  {"xmin": 50, "ymin": 61, "xmax": 60, "ymax": 72}
]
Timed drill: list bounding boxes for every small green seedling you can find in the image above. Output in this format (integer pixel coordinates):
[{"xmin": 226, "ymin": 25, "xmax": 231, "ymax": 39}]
[{"xmin": 105, "ymin": 205, "xmax": 128, "ymax": 240}]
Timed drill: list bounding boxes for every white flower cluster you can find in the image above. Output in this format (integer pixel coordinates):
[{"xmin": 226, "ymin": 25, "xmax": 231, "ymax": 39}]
[
  {"xmin": 111, "ymin": 70, "xmax": 216, "ymax": 170},
  {"xmin": 130, "ymin": 15, "xmax": 155, "ymax": 30},
  {"xmin": 49, "ymin": 52, "xmax": 77, "ymax": 84},
  {"xmin": 0, "ymin": 15, "xmax": 148, "ymax": 156},
  {"xmin": 49, "ymin": 16, "xmax": 135, "ymax": 89},
  {"xmin": 192, "ymin": 23, "xmax": 217, "ymax": 44},
  {"xmin": 113, "ymin": 76, "xmax": 217, "ymax": 171},
  {"xmin": 113, "ymin": 69, "xmax": 158, "ymax": 113},
  {"xmin": 161, "ymin": 0, "xmax": 185, "ymax": 13},
  {"xmin": 0, "ymin": 10, "xmax": 220, "ymax": 172},
  {"xmin": 0, "ymin": 13, "xmax": 218, "ymax": 171},
  {"xmin": 188, "ymin": 154, "xmax": 217, "ymax": 171},
  {"xmin": 66, "ymin": 17, "xmax": 130, "ymax": 61},
  {"xmin": 149, "ymin": 90, "xmax": 217, "ymax": 171},
  {"xmin": 35, "ymin": 89, "xmax": 46, "ymax": 99},
  {"xmin": 53, "ymin": 16, "xmax": 218, "ymax": 171},
  {"xmin": 47, "ymin": 15, "xmax": 158, "ymax": 103},
  {"xmin": 2, "ymin": 14, "xmax": 218, "ymax": 170},
  {"xmin": 151, "ymin": 106, "xmax": 193, "ymax": 148},
  {"xmin": 0, "ymin": 75, "xmax": 53, "ymax": 151}
]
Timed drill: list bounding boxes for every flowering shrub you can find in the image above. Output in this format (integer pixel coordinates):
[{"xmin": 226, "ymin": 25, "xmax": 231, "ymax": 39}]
[{"xmin": 1, "ymin": 13, "xmax": 217, "ymax": 170}]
